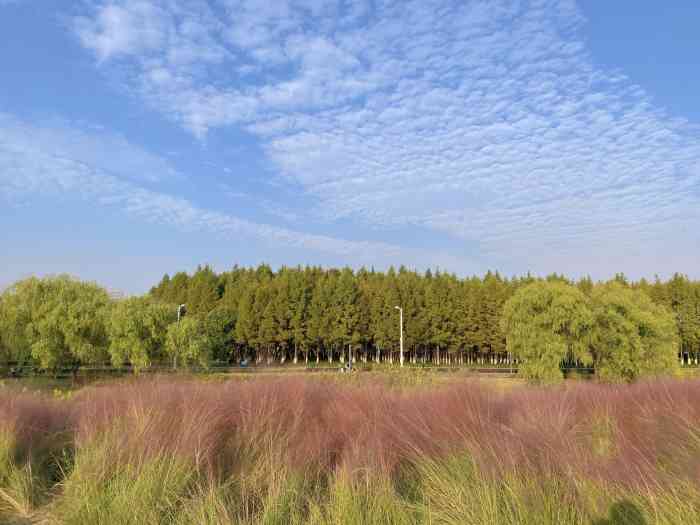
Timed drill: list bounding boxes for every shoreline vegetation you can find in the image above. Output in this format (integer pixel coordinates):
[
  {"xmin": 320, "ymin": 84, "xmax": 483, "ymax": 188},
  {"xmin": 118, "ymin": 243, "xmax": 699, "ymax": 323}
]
[{"xmin": 2, "ymin": 375, "xmax": 700, "ymax": 524}]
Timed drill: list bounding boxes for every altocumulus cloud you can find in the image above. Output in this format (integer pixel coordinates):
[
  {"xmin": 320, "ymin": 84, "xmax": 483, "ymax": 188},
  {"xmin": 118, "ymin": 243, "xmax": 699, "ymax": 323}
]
[{"xmin": 72, "ymin": 0, "xmax": 700, "ymax": 276}]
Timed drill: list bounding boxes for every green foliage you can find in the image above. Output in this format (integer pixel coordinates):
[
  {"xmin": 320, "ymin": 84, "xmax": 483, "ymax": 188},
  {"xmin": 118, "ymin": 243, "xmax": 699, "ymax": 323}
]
[
  {"xmin": 234, "ymin": 283, "xmax": 259, "ymax": 350},
  {"xmin": 165, "ymin": 317, "xmax": 211, "ymax": 368},
  {"xmin": 186, "ymin": 265, "xmax": 221, "ymax": 315},
  {"xmin": 203, "ymin": 308, "xmax": 236, "ymax": 363},
  {"xmin": 107, "ymin": 297, "xmax": 175, "ymax": 371},
  {"xmin": 144, "ymin": 265, "xmax": 699, "ymax": 372},
  {"xmin": 425, "ymin": 271, "xmax": 458, "ymax": 352},
  {"xmin": 661, "ymin": 274, "xmax": 700, "ymax": 358},
  {"xmin": 590, "ymin": 282, "xmax": 680, "ymax": 382},
  {"xmin": 0, "ymin": 276, "xmax": 110, "ymax": 369},
  {"xmin": 1, "ymin": 265, "xmax": 697, "ymax": 373},
  {"xmin": 501, "ymin": 281, "xmax": 593, "ymax": 383}
]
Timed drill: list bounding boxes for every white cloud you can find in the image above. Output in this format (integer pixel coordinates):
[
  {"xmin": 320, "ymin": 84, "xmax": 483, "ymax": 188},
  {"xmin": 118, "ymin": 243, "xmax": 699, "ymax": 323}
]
[
  {"xmin": 0, "ymin": 114, "xmax": 179, "ymax": 188},
  {"xmin": 75, "ymin": 0, "xmax": 230, "ymax": 68},
  {"xmin": 70, "ymin": 0, "xmax": 700, "ymax": 277},
  {"xmin": 0, "ymin": 113, "xmax": 404, "ymax": 261},
  {"xmin": 75, "ymin": 1, "xmax": 167, "ymax": 61}
]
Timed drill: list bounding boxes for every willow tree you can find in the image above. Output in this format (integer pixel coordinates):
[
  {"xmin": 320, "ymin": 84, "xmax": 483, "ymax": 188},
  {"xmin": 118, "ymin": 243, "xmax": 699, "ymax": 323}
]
[
  {"xmin": 107, "ymin": 297, "xmax": 175, "ymax": 371},
  {"xmin": 0, "ymin": 276, "xmax": 111, "ymax": 369},
  {"xmin": 590, "ymin": 282, "xmax": 679, "ymax": 382},
  {"xmin": 501, "ymin": 281, "xmax": 593, "ymax": 383},
  {"xmin": 165, "ymin": 316, "xmax": 211, "ymax": 368},
  {"xmin": 0, "ymin": 285, "xmax": 33, "ymax": 365}
]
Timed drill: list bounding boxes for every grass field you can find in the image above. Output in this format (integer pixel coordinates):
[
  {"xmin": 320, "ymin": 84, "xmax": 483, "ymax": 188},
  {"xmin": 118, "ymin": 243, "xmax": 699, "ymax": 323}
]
[{"xmin": 1, "ymin": 371, "xmax": 699, "ymax": 524}]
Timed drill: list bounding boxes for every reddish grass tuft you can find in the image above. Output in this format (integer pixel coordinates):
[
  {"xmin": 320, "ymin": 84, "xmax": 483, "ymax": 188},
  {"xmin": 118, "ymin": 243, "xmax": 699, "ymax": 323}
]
[
  {"xmin": 0, "ymin": 389, "xmax": 71, "ymax": 465},
  {"xmin": 4, "ymin": 376, "xmax": 700, "ymax": 491}
]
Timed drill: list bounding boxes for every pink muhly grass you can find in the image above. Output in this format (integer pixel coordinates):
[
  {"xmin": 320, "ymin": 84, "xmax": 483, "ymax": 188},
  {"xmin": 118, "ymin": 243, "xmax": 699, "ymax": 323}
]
[
  {"xmin": 0, "ymin": 390, "xmax": 71, "ymax": 464},
  {"xmin": 4, "ymin": 375, "xmax": 700, "ymax": 493}
]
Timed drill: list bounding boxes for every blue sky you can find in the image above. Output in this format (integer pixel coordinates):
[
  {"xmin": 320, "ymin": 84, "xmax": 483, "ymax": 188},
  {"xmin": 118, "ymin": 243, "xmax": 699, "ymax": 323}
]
[{"xmin": 1, "ymin": 0, "xmax": 699, "ymax": 293}]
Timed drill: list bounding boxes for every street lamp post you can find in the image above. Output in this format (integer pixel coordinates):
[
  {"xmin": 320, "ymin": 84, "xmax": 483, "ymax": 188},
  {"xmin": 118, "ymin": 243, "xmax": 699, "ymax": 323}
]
[
  {"xmin": 175, "ymin": 304, "xmax": 186, "ymax": 369},
  {"xmin": 177, "ymin": 304, "xmax": 186, "ymax": 323},
  {"xmin": 394, "ymin": 306, "xmax": 404, "ymax": 367}
]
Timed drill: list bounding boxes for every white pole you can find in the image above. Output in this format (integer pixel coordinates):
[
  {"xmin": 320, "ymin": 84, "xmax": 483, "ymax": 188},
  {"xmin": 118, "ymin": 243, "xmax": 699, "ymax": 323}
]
[
  {"xmin": 177, "ymin": 304, "xmax": 186, "ymax": 323},
  {"xmin": 395, "ymin": 306, "xmax": 404, "ymax": 367}
]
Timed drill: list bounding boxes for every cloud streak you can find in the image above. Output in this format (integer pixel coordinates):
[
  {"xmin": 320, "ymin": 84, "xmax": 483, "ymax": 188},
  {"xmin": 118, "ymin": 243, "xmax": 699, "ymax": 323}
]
[{"xmin": 0, "ymin": 112, "xmax": 403, "ymax": 261}]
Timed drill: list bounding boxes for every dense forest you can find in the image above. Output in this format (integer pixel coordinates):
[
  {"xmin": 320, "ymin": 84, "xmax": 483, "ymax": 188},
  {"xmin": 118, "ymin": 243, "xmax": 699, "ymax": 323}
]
[{"xmin": 1, "ymin": 265, "xmax": 699, "ymax": 378}]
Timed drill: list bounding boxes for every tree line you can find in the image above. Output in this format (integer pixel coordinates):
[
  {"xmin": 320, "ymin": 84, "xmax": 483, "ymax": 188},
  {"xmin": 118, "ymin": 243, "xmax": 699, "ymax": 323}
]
[{"xmin": 0, "ymin": 265, "xmax": 698, "ymax": 380}]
